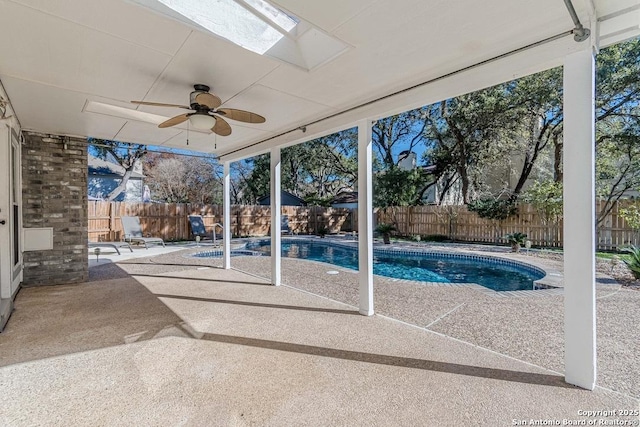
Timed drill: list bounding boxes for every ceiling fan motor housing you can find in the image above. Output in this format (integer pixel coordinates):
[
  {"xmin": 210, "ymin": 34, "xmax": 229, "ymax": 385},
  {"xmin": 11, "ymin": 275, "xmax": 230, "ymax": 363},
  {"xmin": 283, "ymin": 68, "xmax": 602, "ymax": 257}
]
[{"xmin": 190, "ymin": 84, "xmax": 211, "ymax": 109}]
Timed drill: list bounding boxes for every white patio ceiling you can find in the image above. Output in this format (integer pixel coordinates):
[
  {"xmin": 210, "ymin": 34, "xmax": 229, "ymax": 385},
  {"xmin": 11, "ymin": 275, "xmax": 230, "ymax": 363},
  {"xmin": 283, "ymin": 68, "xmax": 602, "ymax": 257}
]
[{"xmin": 0, "ymin": 0, "xmax": 638, "ymax": 160}]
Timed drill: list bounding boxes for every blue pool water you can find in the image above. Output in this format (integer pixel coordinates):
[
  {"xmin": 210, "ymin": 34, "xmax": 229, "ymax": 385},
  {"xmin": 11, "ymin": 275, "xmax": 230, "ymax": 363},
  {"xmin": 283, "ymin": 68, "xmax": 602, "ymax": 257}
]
[{"xmin": 245, "ymin": 240, "xmax": 544, "ymax": 292}]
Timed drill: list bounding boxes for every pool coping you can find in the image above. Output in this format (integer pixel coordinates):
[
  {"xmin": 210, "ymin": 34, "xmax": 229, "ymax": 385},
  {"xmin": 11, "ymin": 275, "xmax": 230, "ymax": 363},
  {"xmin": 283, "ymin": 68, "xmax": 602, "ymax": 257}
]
[{"xmin": 190, "ymin": 236, "xmax": 565, "ymax": 296}]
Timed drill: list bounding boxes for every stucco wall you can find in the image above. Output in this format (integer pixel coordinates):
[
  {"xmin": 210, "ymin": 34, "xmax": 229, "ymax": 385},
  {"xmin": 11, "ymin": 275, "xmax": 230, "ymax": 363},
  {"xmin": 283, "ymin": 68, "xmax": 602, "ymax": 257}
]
[{"xmin": 22, "ymin": 134, "xmax": 88, "ymax": 285}]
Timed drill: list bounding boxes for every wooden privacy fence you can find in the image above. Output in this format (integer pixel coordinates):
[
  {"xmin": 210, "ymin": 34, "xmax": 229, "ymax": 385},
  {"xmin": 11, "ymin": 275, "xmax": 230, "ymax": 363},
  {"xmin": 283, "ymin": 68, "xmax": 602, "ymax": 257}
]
[
  {"xmin": 376, "ymin": 200, "xmax": 640, "ymax": 250},
  {"xmin": 88, "ymin": 201, "xmax": 357, "ymax": 242},
  {"xmin": 90, "ymin": 200, "xmax": 640, "ymax": 249}
]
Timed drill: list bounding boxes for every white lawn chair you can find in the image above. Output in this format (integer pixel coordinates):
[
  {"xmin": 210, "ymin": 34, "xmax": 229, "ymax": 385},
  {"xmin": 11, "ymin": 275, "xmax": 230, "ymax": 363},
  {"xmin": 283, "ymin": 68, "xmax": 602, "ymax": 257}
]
[
  {"xmin": 120, "ymin": 216, "xmax": 165, "ymax": 248},
  {"xmin": 88, "ymin": 240, "xmax": 133, "ymax": 255}
]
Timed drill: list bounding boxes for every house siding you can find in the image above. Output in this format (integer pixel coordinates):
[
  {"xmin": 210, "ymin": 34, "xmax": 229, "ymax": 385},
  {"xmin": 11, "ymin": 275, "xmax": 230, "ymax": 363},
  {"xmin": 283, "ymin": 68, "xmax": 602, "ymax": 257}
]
[
  {"xmin": 21, "ymin": 134, "xmax": 88, "ymax": 285},
  {"xmin": 87, "ymin": 175, "xmax": 143, "ymax": 201}
]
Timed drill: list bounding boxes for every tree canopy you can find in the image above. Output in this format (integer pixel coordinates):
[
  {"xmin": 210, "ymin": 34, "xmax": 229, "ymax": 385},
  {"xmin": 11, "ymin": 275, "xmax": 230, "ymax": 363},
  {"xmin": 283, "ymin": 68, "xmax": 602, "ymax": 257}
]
[{"xmin": 233, "ymin": 129, "xmax": 357, "ymax": 205}]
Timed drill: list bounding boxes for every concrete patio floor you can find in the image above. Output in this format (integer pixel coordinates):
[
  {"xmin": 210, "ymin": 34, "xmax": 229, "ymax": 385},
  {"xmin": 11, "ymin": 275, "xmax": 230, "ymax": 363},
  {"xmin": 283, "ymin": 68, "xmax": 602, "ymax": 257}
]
[
  {"xmin": 1, "ymin": 254, "xmax": 639, "ymax": 426},
  {"xmin": 94, "ymin": 242, "xmax": 640, "ymax": 399}
]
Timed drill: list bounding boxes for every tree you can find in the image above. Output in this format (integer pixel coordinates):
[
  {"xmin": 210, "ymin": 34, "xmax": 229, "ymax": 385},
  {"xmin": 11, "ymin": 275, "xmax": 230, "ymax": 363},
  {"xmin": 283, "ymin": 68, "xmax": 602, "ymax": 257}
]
[
  {"xmin": 420, "ymin": 38, "xmax": 640, "ymax": 211},
  {"xmin": 419, "ymin": 69, "xmax": 564, "ymax": 205},
  {"xmin": 373, "ymin": 167, "xmax": 431, "ymax": 207},
  {"xmin": 467, "ymin": 197, "xmax": 518, "ymax": 242},
  {"xmin": 234, "ymin": 129, "xmax": 358, "ymax": 205},
  {"xmin": 234, "ymin": 154, "xmax": 271, "ymax": 204},
  {"xmin": 372, "ymin": 109, "xmax": 429, "ymax": 168},
  {"xmin": 423, "ymin": 86, "xmax": 521, "ymax": 203},
  {"xmin": 521, "ymin": 180, "xmax": 563, "ymax": 225},
  {"xmin": 594, "ymin": 39, "xmax": 640, "ymax": 224},
  {"xmin": 144, "ymin": 153, "xmax": 222, "ymax": 204},
  {"xmin": 89, "ymin": 138, "xmax": 147, "ymax": 201},
  {"xmin": 508, "ymin": 69, "xmax": 563, "ymax": 197},
  {"xmin": 299, "ymin": 129, "xmax": 358, "ymax": 199},
  {"xmin": 230, "ymin": 158, "xmax": 265, "ymax": 204},
  {"xmin": 522, "ymin": 179, "xmax": 563, "ymax": 243},
  {"xmin": 596, "ymin": 133, "xmax": 640, "ymax": 224}
]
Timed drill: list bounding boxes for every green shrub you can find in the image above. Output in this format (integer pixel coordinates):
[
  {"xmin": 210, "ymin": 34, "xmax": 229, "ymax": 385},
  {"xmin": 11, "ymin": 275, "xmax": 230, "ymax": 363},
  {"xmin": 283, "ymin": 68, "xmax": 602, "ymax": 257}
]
[
  {"xmin": 467, "ymin": 198, "xmax": 517, "ymax": 221},
  {"xmin": 375, "ymin": 223, "xmax": 396, "ymax": 244},
  {"xmin": 620, "ymin": 204, "xmax": 640, "ymax": 234},
  {"xmin": 505, "ymin": 232, "xmax": 527, "ymax": 245},
  {"xmin": 375, "ymin": 223, "xmax": 396, "ymax": 234},
  {"xmin": 621, "ymin": 245, "xmax": 640, "ymax": 279},
  {"xmin": 505, "ymin": 232, "xmax": 527, "ymax": 252}
]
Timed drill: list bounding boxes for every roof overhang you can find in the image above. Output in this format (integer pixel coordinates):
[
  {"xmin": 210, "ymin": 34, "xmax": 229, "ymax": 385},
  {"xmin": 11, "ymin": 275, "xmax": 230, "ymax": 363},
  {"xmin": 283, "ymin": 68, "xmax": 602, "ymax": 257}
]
[{"xmin": 0, "ymin": 0, "xmax": 638, "ymax": 161}]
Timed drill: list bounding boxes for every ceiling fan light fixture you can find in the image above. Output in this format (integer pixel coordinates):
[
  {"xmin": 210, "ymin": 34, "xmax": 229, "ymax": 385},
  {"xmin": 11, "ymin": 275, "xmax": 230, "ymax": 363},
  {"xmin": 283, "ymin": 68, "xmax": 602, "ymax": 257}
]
[
  {"xmin": 189, "ymin": 113, "xmax": 216, "ymax": 130},
  {"xmin": 132, "ymin": 84, "xmax": 264, "ymax": 136}
]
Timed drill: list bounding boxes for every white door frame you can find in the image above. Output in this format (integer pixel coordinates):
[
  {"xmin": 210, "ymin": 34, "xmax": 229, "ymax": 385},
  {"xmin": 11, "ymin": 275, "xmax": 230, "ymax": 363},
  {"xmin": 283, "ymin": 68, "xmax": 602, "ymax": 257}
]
[{"xmin": 0, "ymin": 124, "xmax": 22, "ymax": 329}]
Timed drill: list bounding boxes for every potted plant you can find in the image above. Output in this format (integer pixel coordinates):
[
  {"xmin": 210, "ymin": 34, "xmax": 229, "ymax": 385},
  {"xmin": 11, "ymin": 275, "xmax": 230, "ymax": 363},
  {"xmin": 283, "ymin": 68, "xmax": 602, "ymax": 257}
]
[
  {"xmin": 505, "ymin": 232, "xmax": 527, "ymax": 253},
  {"xmin": 317, "ymin": 226, "xmax": 328, "ymax": 238},
  {"xmin": 375, "ymin": 223, "xmax": 396, "ymax": 244}
]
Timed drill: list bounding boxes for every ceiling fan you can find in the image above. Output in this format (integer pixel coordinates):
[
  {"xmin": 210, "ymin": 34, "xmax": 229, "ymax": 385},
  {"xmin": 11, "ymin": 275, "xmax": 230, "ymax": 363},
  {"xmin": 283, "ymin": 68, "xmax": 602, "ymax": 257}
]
[{"xmin": 131, "ymin": 84, "xmax": 266, "ymax": 136}]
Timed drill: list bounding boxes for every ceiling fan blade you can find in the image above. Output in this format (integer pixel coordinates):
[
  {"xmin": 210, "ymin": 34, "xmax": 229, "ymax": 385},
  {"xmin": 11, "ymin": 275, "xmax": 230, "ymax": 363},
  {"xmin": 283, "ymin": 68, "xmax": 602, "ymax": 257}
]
[
  {"xmin": 131, "ymin": 100, "xmax": 191, "ymax": 109},
  {"xmin": 195, "ymin": 92, "xmax": 222, "ymax": 109},
  {"xmin": 212, "ymin": 116, "xmax": 232, "ymax": 136},
  {"xmin": 159, "ymin": 113, "xmax": 190, "ymax": 128},
  {"xmin": 217, "ymin": 108, "xmax": 266, "ymax": 124}
]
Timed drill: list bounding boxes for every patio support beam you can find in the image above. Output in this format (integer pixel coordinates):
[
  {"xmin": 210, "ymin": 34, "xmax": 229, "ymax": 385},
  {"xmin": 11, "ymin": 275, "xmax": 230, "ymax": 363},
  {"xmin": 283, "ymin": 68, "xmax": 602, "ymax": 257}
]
[
  {"xmin": 223, "ymin": 161, "xmax": 231, "ymax": 269},
  {"xmin": 563, "ymin": 47, "xmax": 596, "ymax": 390},
  {"xmin": 357, "ymin": 119, "xmax": 374, "ymax": 316},
  {"xmin": 270, "ymin": 147, "xmax": 281, "ymax": 286}
]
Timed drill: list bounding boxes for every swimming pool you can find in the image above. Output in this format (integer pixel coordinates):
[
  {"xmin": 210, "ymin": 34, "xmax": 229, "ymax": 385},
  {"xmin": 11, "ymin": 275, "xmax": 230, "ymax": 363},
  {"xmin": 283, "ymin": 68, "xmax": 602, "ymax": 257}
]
[{"xmin": 244, "ymin": 239, "xmax": 545, "ymax": 292}]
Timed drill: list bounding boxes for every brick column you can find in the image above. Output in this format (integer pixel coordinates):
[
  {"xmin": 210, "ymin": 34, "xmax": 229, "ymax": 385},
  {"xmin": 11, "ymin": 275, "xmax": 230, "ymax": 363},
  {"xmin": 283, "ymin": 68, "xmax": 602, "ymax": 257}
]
[{"xmin": 22, "ymin": 134, "xmax": 88, "ymax": 285}]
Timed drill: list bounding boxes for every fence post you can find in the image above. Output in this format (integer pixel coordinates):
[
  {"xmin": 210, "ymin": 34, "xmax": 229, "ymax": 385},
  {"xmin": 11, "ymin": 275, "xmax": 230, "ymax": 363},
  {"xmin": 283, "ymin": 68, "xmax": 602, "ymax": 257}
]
[
  {"xmin": 109, "ymin": 202, "xmax": 115, "ymax": 241},
  {"xmin": 236, "ymin": 207, "xmax": 241, "ymax": 237}
]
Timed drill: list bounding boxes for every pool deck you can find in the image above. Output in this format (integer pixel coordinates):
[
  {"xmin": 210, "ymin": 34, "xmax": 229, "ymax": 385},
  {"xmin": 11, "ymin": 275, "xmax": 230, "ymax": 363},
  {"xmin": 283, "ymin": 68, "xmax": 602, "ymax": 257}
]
[{"xmin": 1, "ymin": 239, "xmax": 639, "ymax": 425}]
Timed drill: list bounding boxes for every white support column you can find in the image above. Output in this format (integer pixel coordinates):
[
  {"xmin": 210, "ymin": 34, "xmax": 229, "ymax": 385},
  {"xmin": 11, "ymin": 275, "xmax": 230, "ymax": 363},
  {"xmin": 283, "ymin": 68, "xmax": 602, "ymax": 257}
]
[
  {"xmin": 357, "ymin": 119, "xmax": 374, "ymax": 316},
  {"xmin": 222, "ymin": 161, "xmax": 231, "ymax": 270},
  {"xmin": 563, "ymin": 48, "xmax": 596, "ymax": 390},
  {"xmin": 270, "ymin": 148, "xmax": 281, "ymax": 286}
]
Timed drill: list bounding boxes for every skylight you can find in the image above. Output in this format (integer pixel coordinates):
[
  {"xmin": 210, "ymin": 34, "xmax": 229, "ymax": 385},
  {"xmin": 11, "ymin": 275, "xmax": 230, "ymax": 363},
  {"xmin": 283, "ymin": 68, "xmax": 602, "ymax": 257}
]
[
  {"xmin": 130, "ymin": 0, "xmax": 350, "ymax": 70},
  {"xmin": 242, "ymin": 0, "xmax": 298, "ymax": 32},
  {"xmin": 154, "ymin": 0, "xmax": 287, "ymax": 54}
]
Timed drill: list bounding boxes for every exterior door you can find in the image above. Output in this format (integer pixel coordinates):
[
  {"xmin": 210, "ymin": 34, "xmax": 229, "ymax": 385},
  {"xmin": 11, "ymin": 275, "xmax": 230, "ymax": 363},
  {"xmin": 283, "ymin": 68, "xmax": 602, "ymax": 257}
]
[{"xmin": 0, "ymin": 125, "xmax": 22, "ymax": 327}]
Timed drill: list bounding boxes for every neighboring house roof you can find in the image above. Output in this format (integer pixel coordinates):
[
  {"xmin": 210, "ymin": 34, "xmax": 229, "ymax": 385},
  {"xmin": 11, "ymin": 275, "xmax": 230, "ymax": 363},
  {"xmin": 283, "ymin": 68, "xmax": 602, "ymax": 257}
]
[
  {"xmin": 332, "ymin": 192, "xmax": 358, "ymax": 205},
  {"xmin": 258, "ymin": 190, "xmax": 307, "ymax": 206},
  {"xmin": 88, "ymin": 155, "xmax": 144, "ymax": 179}
]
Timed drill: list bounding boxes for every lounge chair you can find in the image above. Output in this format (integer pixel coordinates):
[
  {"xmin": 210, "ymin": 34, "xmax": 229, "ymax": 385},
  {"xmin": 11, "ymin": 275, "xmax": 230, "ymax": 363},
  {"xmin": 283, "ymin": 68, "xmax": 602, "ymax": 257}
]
[
  {"xmin": 88, "ymin": 240, "xmax": 133, "ymax": 255},
  {"xmin": 188, "ymin": 215, "xmax": 213, "ymax": 240},
  {"xmin": 281, "ymin": 214, "xmax": 293, "ymax": 235},
  {"xmin": 189, "ymin": 215, "xmax": 225, "ymax": 243},
  {"xmin": 120, "ymin": 216, "xmax": 165, "ymax": 248}
]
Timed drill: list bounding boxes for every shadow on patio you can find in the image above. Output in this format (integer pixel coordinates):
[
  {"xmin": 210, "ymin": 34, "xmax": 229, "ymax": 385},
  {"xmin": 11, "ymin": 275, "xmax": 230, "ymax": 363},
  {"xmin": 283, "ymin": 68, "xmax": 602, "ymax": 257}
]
[{"xmin": 0, "ymin": 264, "xmax": 636, "ymax": 425}]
